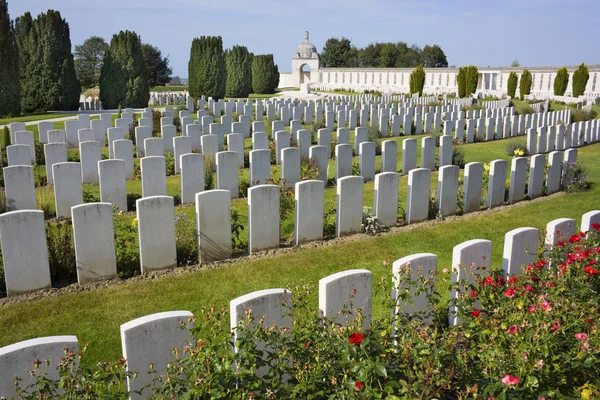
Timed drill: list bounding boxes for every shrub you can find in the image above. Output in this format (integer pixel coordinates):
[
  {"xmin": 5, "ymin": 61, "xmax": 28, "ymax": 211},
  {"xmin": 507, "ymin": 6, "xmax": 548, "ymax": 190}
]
[
  {"xmin": 561, "ymin": 161, "xmax": 589, "ymax": 193},
  {"xmin": 175, "ymin": 212, "xmax": 198, "ymax": 267},
  {"xmin": 37, "ymin": 187, "xmax": 55, "ymax": 218},
  {"xmin": 265, "ymin": 178, "xmax": 295, "ymax": 239},
  {"xmin": 239, "ymin": 178, "xmax": 250, "ymax": 198},
  {"xmin": 299, "ymin": 155, "xmax": 320, "ymax": 181},
  {"xmin": 554, "ymin": 67, "xmax": 569, "ymax": 96},
  {"xmin": 409, "ymin": 65, "xmax": 425, "ymax": 96},
  {"xmin": 572, "ymin": 63, "xmax": 589, "ymax": 98},
  {"xmin": 505, "ymin": 141, "xmax": 528, "ymax": 157},
  {"xmin": 231, "ymin": 206, "xmax": 246, "ymax": 252},
  {"xmin": 46, "ymin": 220, "xmax": 76, "ymax": 282},
  {"xmin": 361, "ymin": 207, "xmax": 389, "ymax": 235},
  {"xmin": 366, "ymin": 123, "xmax": 381, "ymax": 141},
  {"xmin": 457, "ymin": 67, "xmax": 466, "ymax": 98},
  {"xmin": 515, "ymin": 104, "xmax": 535, "ymax": 115},
  {"xmin": 519, "ymin": 69, "xmax": 532, "ymax": 100},
  {"xmin": 82, "ymin": 187, "xmax": 100, "ymax": 203},
  {"xmin": 465, "ymin": 65, "xmax": 479, "ymax": 96},
  {"xmin": 507, "ymin": 71, "xmax": 518, "ymax": 98},
  {"xmin": 126, "ymin": 193, "xmax": 142, "ymax": 212},
  {"xmin": 164, "ymin": 152, "xmax": 175, "ymax": 175},
  {"xmin": 572, "ymin": 108, "xmax": 597, "ymax": 123},
  {"xmin": 311, "ymin": 118, "xmax": 326, "ymax": 134},
  {"xmin": 35, "ymin": 142, "xmax": 45, "ymax": 165},
  {"xmin": 322, "ymin": 207, "xmax": 336, "ymax": 238},
  {"xmin": 452, "ymin": 147, "xmax": 466, "ymax": 168},
  {"xmin": 1, "ymin": 126, "xmax": 10, "ymax": 149},
  {"xmin": 114, "ymin": 218, "xmax": 139, "ymax": 278}
]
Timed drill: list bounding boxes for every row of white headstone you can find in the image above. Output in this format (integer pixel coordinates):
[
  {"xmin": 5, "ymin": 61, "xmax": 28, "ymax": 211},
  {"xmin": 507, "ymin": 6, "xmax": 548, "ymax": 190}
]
[
  {"xmin": 0, "ymin": 143, "xmax": 579, "ymax": 299},
  {"xmin": 1, "ymin": 209, "xmax": 598, "ymax": 399}
]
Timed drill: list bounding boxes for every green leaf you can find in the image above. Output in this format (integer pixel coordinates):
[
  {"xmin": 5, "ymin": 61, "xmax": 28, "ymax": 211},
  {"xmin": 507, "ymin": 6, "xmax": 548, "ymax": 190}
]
[{"xmin": 375, "ymin": 363, "xmax": 387, "ymax": 377}]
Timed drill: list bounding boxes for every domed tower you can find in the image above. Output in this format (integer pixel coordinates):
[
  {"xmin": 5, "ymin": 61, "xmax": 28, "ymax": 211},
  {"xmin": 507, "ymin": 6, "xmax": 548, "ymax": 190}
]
[{"xmin": 292, "ymin": 31, "xmax": 320, "ymax": 86}]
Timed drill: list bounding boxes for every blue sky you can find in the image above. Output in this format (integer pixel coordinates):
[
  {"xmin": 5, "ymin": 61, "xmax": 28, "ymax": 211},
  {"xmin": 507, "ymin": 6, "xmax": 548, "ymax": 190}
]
[{"xmin": 10, "ymin": 0, "xmax": 600, "ymax": 77}]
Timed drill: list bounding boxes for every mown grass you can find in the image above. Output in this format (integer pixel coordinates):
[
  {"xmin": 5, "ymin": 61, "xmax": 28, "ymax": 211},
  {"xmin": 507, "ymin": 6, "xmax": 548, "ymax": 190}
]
[
  {"xmin": 1, "ymin": 137, "xmax": 599, "ymax": 366},
  {"xmin": 0, "ymin": 113, "xmax": 74, "ymax": 125}
]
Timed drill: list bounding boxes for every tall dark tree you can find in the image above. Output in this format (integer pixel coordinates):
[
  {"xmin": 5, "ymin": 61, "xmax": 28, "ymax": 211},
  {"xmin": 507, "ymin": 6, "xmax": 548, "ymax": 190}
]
[
  {"xmin": 572, "ymin": 63, "xmax": 589, "ymax": 98},
  {"xmin": 553, "ymin": 67, "xmax": 569, "ymax": 96},
  {"xmin": 142, "ymin": 43, "xmax": 172, "ymax": 87},
  {"xmin": 0, "ymin": 0, "xmax": 21, "ymax": 116},
  {"xmin": 225, "ymin": 45, "xmax": 253, "ymax": 97},
  {"xmin": 99, "ymin": 30, "xmax": 149, "ymax": 109},
  {"xmin": 465, "ymin": 65, "xmax": 479, "ymax": 97},
  {"xmin": 15, "ymin": 10, "xmax": 80, "ymax": 112},
  {"xmin": 378, "ymin": 43, "xmax": 399, "ymax": 68},
  {"xmin": 251, "ymin": 54, "xmax": 278, "ymax": 94},
  {"xmin": 188, "ymin": 36, "xmax": 226, "ymax": 99},
  {"xmin": 421, "ymin": 45, "xmax": 448, "ymax": 68},
  {"xmin": 457, "ymin": 67, "xmax": 466, "ymax": 98},
  {"xmin": 409, "ymin": 66, "xmax": 425, "ymax": 96},
  {"xmin": 507, "ymin": 71, "xmax": 518, "ymax": 98},
  {"xmin": 358, "ymin": 43, "xmax": 382, "ymax": 68},
  {"xmin": 74, "ymin": 36, "xmax": 107, "ymax": 89},
  {"xmin": 319, "ymin": 37, "xmax": 358, "ymax": 68},
  {"xmin": 519, "ymin": 69, "xmax": 532, "ymax": 100}
]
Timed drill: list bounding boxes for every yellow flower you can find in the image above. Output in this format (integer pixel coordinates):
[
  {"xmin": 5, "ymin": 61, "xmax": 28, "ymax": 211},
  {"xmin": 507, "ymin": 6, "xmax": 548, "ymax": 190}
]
[
  {"xmin": 132, "ymin": 218, "xmax": 138, "ymax": 228},
  {"xmin": 513, "ymin": 149, "xmax": 524, "ymax": 156},
  {"xmin": 118, "ymin": 210, "xmax": 124, "ymax": 216},
  {"xmin": 581, "ymin": 388, "xmax": 592, "ymax": 400},
  {"xmin": 483, "ymin": 163, "xmax": 490, "ymax": 172}
]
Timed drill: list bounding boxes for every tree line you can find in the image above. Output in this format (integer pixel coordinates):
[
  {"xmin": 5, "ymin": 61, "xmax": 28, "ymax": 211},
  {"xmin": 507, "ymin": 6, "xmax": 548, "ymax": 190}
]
[
  {"xmin": 187, "ymin": 36, "xmax": 280, "ymax": 100},
  {"xmin": 319, "ymin": 37, "xmax": 448, "ymax": 69},
  {"xmin": 0, "ymin": 1, "xmax": 172, "ymax": 115}
]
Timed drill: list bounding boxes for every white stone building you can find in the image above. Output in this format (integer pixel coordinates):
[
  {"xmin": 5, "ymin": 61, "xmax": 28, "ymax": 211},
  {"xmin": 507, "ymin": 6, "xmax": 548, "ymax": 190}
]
[{"xmin": 278, "ymin": 34, "xmax": 600, "ymax": 99}]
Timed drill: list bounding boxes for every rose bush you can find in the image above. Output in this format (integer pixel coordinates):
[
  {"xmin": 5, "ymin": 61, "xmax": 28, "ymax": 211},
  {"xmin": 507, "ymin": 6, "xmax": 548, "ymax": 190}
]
[{"xmin": 15, "ymin": 226, "xmax": 600, "ymax": 399}]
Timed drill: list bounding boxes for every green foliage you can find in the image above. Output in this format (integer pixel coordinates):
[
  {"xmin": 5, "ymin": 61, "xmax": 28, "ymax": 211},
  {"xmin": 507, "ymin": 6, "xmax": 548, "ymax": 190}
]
[
  {"xmin": 0, "ymin": 0, "xmax": 21, "ymax": 117},
  {"xmin": 457, "ymin": 67, "xmax": 466, "ymax": 98},
  {"xmin": 322, "ymin": 207, "xmax": 336, "ymax": 238},
  {"xmin": 507, "ymin": 71, "xmax": 518, "ymax": 98},
  {"xmin": 299, "ymin": 155, "xmax": 320, "ymax": 181},
  {"xmin": 225, "ymin": 45, "xmax": 253, "ymax": 98},
  {"xmin": 238, "ymin": 178, "xmax": 250, "ymax": 198},
  {"xmin": 266, "ymin": 177, "xmax": 294, "ymax": 239},
  {"xmin": 175, "ymin": 212, "xmax": 198, "ymax": 267},
  {"xmin": 99, "ymin": 30, "xmax": 149, "ymax": 109},
  {"xmin": 164, "ymin": 152, "xmax": 175, "ymax": 175},
  {"xmin": 420, "ymin": 44, "xmax": 448, "ymax": 67},
  {"xmin": 452, "ymin": 147, "xmax": 466, "ymax": 168},
  {"xmin": 142, "ymin": 43, "xmax": 172, "ymax": 87},
  {"xmin": 1, "ymin": 126, "xmax": 10, "ymax": 148},
  {"xmin": 251, "ymin": 54, "xmax": 279, "ymax": 94},
  {"xmin": 74, "ymin": 36, "xmax": 107, "ymax": 89},
  {"xmin": 46, "ymin": 220, "xmax": 76, "ymax": 282},
  {"xmin": 320, "ymin": 37, "xmax": 358, "ymax": 67},
  {"xmin": 362, "ymin": 207, "xmax": 389, "ymax": 235},
  {"xmin": 572, "ymin": 63, "xmax": 589, "ymax": 98},
  {"xmin": 465, "ymin": 65, "xmax": 479, "ymax": 96},
  {"xmin": 571, "ymin": 108, "xmax": 597, "ymax": 122},
  {"xmin": 15, "ymin": 10, "xmax": 80, "ymax": 113},
  {"xmin": 409, "ymin": 65, "xmax": 425, "ymax": 96},
  {"xmin": 82, "ymin": 186, "xmax": 100, "ymax": 203},
  {"xmin": 114, "ymin": 218, "xmax": 139, "ymax": 278},
  {"xmin": 357, "ymin": 41, "xmax": 424, "ymax": 68},
  {"xmin": 554, "ymin": 67, "xmax": 569, "ymax": 96},
  {"xmin": 505, "ymin": 141, "xmax": 528, "ymax": 157},
  {"xmin": 519, "ymin": 69, "xmax": 532, "ymax": 100},
  {"xmin": 188, "ymin": 36, "xmax": 226, "ymax": 100},
  {"xmin": 230, "ymin": 206, "xmax": 246, "ymax": 252},
  {"xmin": 561, "ymin": 162, "xmax": 589, "ymax": 193}
]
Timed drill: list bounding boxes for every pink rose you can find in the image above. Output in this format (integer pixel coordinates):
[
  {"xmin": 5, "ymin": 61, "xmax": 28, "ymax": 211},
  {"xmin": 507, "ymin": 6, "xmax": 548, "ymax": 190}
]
[
  {"xmin": 575, "ymin": 333, "xmax": 588, "ymax": 341},
  {"xmin": 541, "ymin": 301, "xmax": 552, "ymax": 311},
  {"xmin": 501, "ymin": 374, "xmax": 520, "ymax": 385}
]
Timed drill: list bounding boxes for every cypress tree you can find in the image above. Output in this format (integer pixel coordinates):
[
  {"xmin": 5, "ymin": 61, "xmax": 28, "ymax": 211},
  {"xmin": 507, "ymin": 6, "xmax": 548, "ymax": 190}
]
[
  {"xmin": 188, "ymin": 36, "xmax": 226, "ymax": 100},
  {"xmin": 0, "ymin": 0, "xmax": 21, "ymax": 117},
  {"xmin": 99, "ymin": 31, "xmax": 149, "ymax": 109},
  {"xmin": 225, "ymin": 45, "xmax": 253, "ymax": 98},
  {"xmin": 465, "ymin": 65, "xmax": 479, "ymax": 96},
  {"xmin": 507, "ymin": 72, "xmax": 518, "ymax": 98},
  {"xmin": 457, "ymin": 67, "xmax": 466, "ymax": 98},
  {"xmin": 251, "ymin": 55, "xmax": 279, "ymax": 94},
  {"xmin": 572, "ymin": 63, "xmax": 589, "ymax": 98},
  {"xmin": 409, "ymin": 65, "xmax": 425, "ymax": 96},
  {"xmin": 519, "ymin": 69, "xmax": 532, "ymax": 100},
  {"xmin": 553, "ymin": 67, "xmax": 569, "ymax": 96},
  {"xmin": 15, "ymin": 10, "xmax": 80, "ymax": 112}
]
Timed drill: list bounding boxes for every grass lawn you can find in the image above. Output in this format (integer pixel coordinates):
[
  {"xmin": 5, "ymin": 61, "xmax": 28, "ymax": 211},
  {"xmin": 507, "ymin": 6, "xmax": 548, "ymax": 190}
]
[
  {"xmin": 1, "ymin": 133, "xmax": 599, "ymax": 366},
  {"xmin": 151, "ymin": 85, "xmax": 188, "ymax": 92},
  {"xmin": 0, "ymin": 113, "xmax": 74, "ymax": 125}
]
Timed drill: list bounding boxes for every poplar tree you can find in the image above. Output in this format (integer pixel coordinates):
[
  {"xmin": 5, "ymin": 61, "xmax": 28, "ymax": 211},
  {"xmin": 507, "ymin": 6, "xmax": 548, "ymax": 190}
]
[
  {"xmin": 572, "ymin": 63, "xmax": 589, "ymax": 98},
  {"xmin": 99, "ymin": 30, "xmax": 149, "ymax": 109},
  {"xmin": 225, "ymin": 45, "xmax": 253, "ymax": 98},
  {"xmin": 188, "ymin": 36, "xmax": 226, "ymax": 99},
  {"xmin": 465, "ymin": 65, "xmax": 479, "ymax": 96},
  {"xmin": 457, "ymin": 67, "xmax": 466, "ymax": 98},
  {"xmin": 0, "ymin": 0, "xmax": 21, "ymax": 116},
  {"xmin": 519, "ymin": 69, "xmax": 532, "ymax": 100},
  {"xmin": 507, "ymin": 72, "xmax": 518, "ymax": 98},
  {"xmin": 409, "ymin": 65, "xmax": 425, "ymax": 96},
  {"xmin": 15, "ymin": 10, "xmax": 80, "ymax": 112},
  {"xmin": 251, "ymin": 55, "xmax": 279, "ymax": 94}
]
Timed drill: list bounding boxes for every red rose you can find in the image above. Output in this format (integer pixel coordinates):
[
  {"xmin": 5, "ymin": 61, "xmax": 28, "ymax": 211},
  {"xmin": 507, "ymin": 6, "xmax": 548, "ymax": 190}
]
[
  {"xmin": 349, "ymin": 332, "xmax": 364, "ymax": 345},
  {"xmin": 584, "ymin": 266, "xmax": 598, "ymax": 276},
  {"xmin": 557, "ymin": 240, "xmax": 566, "ymax": 247},
  {"xmin": 569, "ymin": 235, "xmax": 581, "ymax": 243},
  {"xmin": 591, "ymin": 223, "xmax": 600, "ymax": 230},
  {"xmin": 355, "ymin": 381, "xmax": 364, "ymax": 391},
  {"xmin": 483, "ymin": 277, "xmax": 493, "ymax": 285},
  {"xmin": 580, "ymin": 231, "xmax": 586, "ymax": 238},
  {"xmin": 469, "ymin": 290, "xmax": 478, "ymax": 298},
  {"xmin": 535, "ymin": 260, "xmax": 546, "ymax": 269},
  {"xmin": 504, "ymin": 288, "xmax": 516, "ymax": 298},
  {"xmin": 472, "ymin": 310, "xmax": 481, "ymax": 317}
]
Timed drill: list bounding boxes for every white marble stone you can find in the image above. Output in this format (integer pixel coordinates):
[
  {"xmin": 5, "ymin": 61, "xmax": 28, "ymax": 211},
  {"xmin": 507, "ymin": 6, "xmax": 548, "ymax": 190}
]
[
  {"xmin": 137, "ymin": 196, "xmax": 177, "ymax": 272},
  {"xmin": 113, "ymin": 139, "xmax": 134, "ymax": 179},
  {"xmin": 98, "ymin": 159, "xmax": 127, "ymax": 211},
  {"xmin": 487, "ymin": 159, "xmax": 507, "ymax": 209},
  {"xmin": 6, "ymin": 144, "xmax": 31, "ymax": 166},
  {"xmin": 402, "ymin": 138, "xmax": 417, "ymax": 175},
  {"xmin": 374, "ymin": 172, "xmax": 399, "ymax": 227},
  {"xmin": 0, "ymin": 210, "xmax": 51, "ymax": 296},
  {"xmin": 52, "ymin": 162, "xmax": 83, "ymax": 218},
  {"xmin": 502, "ymin": 227, "xmax": 539, "ymax": 276},
  {"xmin": 437, "ymin": 165, "xmax": 459, "ymax": 216},
  {"xmin": 196, "ymin": 190, "xmax": 232, "ymax": 262},
  {"xmin": 319, "ymin": 269, "xmax": 372, "ymax": 328},
  {"xmin": 216, "ymin": 151, "xmax": 239, "ymax": 198},
  {"xmin": 528, "ymin": 154, "xmax": 545, "ymax": 199},
  {"xmin": 336, "ymin": 176, "xmax": 364, "ymax": 237},
  {"xmin": 310, "ymin": 145, "xmax": 329, "ymax": 182},
  {"xmin": 71, "ymin": 203, "xmax": 117, "ymax": 283},
  {"xmin": 406, "ymin": 168, "xmax": 431, "ymax": 224},
  {"xmin": 545, "ymin": 218, "xmax": 576, "ymax": 249},
  {"xmin": 359, "ymin": 141, "xmax": 376, "ymax": 181},
  {"xmin": 44, "ymin": 142, "xmax": 67, "ymax": 185},
  {"xmin": 581, "ymin": 210, "xmax": 600, "ymax": 233},
  {"xmin": 546, "ymin": 151, "xmax": 562, "ymax": 194},
  {"xmin": 295, "ymin": 180, "xmax": 324, "ymax": 244},
  {"xmin": 3, "ymin": 166, "xmax": 36, "ymax": 211},
  {"xmin": 248, "ymin": 184, "xmax": 280, "ymax": 253}
]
